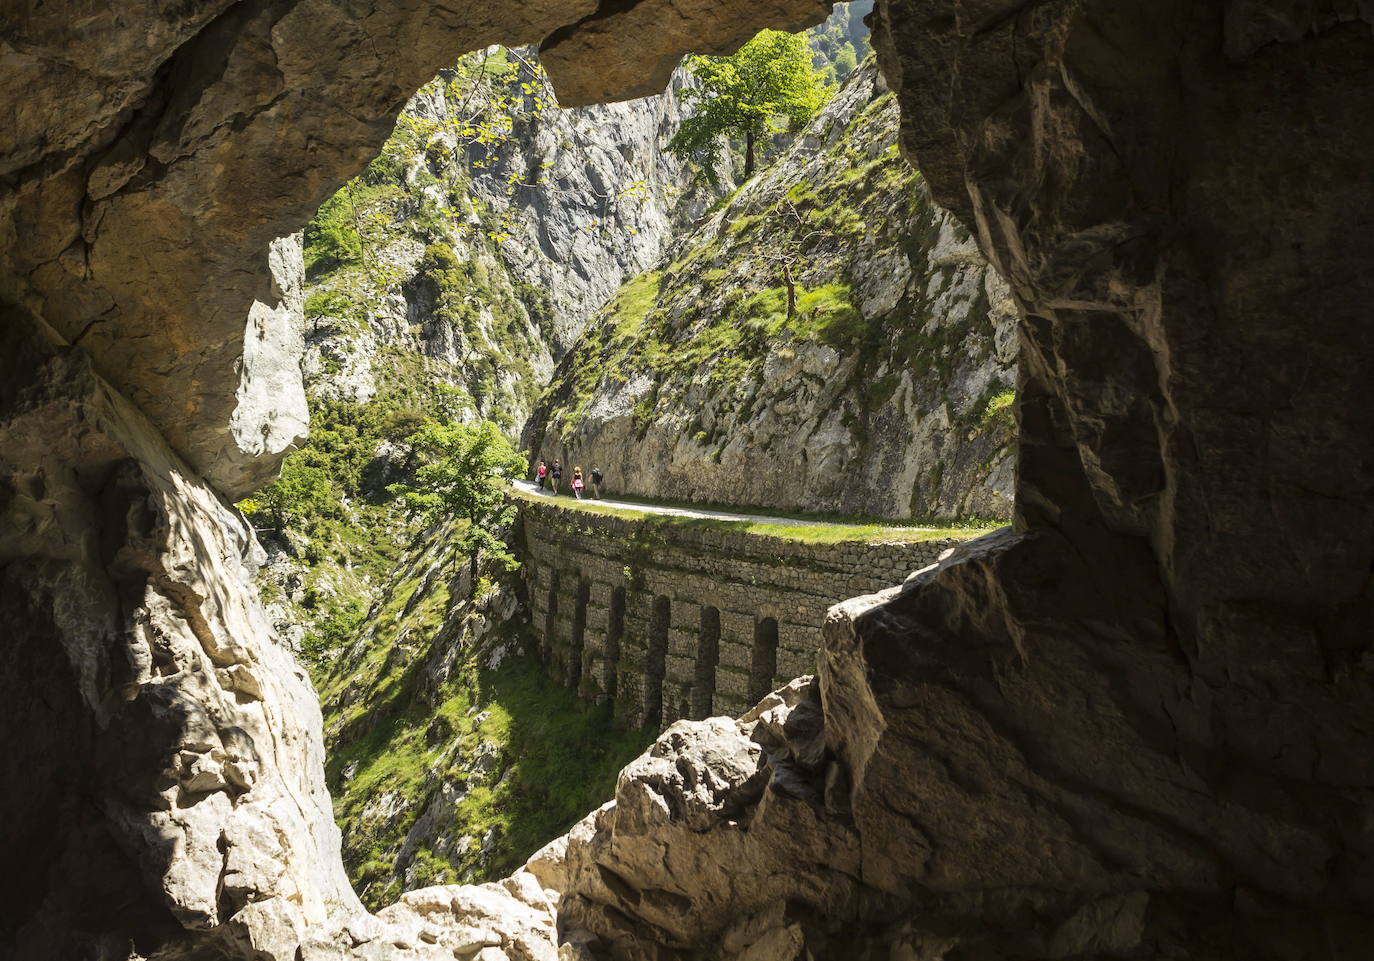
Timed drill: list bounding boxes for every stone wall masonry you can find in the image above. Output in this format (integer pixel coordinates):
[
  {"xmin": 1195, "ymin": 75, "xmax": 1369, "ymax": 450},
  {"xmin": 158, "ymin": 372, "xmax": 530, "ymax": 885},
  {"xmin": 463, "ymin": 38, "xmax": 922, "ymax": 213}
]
[{"xmin": 516, "ymin": 495, "xmax": 967, "ymax": 728}]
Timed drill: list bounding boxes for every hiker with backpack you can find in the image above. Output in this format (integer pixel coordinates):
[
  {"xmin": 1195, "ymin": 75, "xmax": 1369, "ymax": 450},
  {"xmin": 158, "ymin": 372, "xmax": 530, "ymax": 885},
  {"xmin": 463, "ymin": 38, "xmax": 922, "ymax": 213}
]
[
  {"xmin": 550, "ymin": 461, "xmax": 562, "ymax": 494},
  {"xmin": 536, "ymin": 460, "xmax": 547, "ymax": 491},
  {"xmin": 590, "ymin": 466, "xmax": 603, "ymax": 498}
]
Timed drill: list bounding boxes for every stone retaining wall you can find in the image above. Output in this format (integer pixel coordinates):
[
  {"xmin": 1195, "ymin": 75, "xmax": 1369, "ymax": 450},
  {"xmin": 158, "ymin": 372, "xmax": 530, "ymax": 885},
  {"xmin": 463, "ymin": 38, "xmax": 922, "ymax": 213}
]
[{"xmin": 517, "ymin": 496, "xmax": 966, "ymax": 727}]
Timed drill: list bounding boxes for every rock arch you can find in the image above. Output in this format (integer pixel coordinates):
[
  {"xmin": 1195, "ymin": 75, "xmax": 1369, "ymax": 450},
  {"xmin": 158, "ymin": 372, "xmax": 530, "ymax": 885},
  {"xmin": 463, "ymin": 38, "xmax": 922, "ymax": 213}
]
[
  {"xmin": 693, "ymin": 605, "xmax": 721, "ymax": 720},
  {"xmin": 643, "ymin": 594, "xmax": 672, "ymax": 729},
  {"xmin": 748, "ymin": 616, "xmax": 779, "ymax": 703},
  {"xmin": 542, "ymin": 570, "xmax": 559, "ymax": 664},
  {"xmin": 569, "ymin": 577, "xmax": 590, "ymax": 690},
  {"xmin": 605, "ymin": 584, "xmax": 626, "ymax": 703}
]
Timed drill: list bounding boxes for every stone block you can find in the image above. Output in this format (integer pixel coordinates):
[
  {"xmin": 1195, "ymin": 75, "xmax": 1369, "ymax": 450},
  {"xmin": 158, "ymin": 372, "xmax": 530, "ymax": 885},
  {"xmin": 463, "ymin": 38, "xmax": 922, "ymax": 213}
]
[
  {"xmin": 669, "ymin": 599, "xmax": 700, "ymax": 628},
  {"xmin": 664, "ymin": 653, "xmax": 695, "ymax": 686},
  {"xmin": 667, "ymin": 628, "xmax": 700, "ymax": 659},
  {"xmin": 714, "ymin": 667, "xmax": 749, "ymax": 699},
  {"xmin": 718, "ymin": 642, "xmax": 753, "ymax": 671},
  {"xmin": 776, "ymin": 648, "xmax": 813, "ymax": 679}
]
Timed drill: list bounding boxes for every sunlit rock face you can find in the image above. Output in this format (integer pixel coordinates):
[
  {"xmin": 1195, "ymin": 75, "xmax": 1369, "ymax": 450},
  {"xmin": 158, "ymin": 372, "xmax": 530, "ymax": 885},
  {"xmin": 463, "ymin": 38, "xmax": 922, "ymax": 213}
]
[{"xmin": 0, "ymin": 310, "xmax": 357, "ymax": 957}]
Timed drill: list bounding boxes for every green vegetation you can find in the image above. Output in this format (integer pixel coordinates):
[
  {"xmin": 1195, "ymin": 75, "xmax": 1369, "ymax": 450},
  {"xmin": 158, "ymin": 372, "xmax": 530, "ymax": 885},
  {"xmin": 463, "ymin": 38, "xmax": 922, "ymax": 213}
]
[
  {"xmin": 539, "ymin": 71, "xmax": 953, "ymax": 450},
  {"xmin": 808, "ymin": 1, "xmax": 872, "ymax": 85},
  {"xmin": 979, "ymin": 387, "xmax": 1016, "ymax": 426},
  {"xmin": 318, "ymin": 534, "xmax": 654, "ymax": 909},
  {"xmin": 389, "ymin": 420, "xmax": 526, "ymax": 576},
  {"xmin": 671, "ymin": 30, "xmax": 830, "ymax": 183}
]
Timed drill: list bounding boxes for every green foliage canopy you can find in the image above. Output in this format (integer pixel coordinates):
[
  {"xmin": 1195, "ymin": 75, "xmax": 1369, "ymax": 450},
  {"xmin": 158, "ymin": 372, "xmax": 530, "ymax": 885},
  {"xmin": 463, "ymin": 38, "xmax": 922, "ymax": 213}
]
[
  {"xmin": 388, "ymin": 420, "xmax": 526, "ymax": 570},
  {"xmin": 251, "ymin": 457, "xmax": 336, "ymax": 530},
  {"xmin": 670, "ymin": 29, "xmax": 829, "ymax": 183}
]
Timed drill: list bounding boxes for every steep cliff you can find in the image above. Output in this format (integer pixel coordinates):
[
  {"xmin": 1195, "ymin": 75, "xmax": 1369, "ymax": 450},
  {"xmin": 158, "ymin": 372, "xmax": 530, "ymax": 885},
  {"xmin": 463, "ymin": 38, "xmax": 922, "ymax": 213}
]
[
  {"xmin": 300, "ymin": 48, "xmax": 712, "ymax": 430},
  {"xmin": 309, "ymin": 524, "xmax": 653, "ymax": 910},
  {"xmin": 524, "ymin": 63, "xmax": 1017, "ymax": 521},
  {"xmin": 247, "ymin": 47, "xmax": 720, "ymax": 659},
  {"xmin": 250, "ymin": 46, "xmax": 700, "ymax": 909}
]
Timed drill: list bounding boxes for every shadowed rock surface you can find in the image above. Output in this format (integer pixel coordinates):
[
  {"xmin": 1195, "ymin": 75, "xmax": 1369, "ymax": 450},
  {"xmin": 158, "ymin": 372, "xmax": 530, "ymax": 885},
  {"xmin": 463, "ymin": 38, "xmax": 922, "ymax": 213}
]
[
  {"xmin": 2, "ymin": 0, "xmax": 1373, "ymax": 958},
  {"xmin": 0, "ymin": 0, "xmax": 829, "ymax": 955},
  {"xmin": 527, "ymin": 2, "xmax": 1374, "ymax": 956}
]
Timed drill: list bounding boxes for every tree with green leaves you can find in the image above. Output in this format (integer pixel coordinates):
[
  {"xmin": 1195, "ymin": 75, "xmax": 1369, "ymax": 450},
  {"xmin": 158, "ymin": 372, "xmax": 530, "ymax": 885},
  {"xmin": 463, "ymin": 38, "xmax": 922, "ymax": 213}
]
[
  {"xmin": 388, "ymin": 420, "xmax": 526, "ymax": 580},
  {"xmin": 670, "ymin": 30, "xmax": 830, "ymax": 183},
  {"xmin": 249, "ymin": 456, "xmax": 336, "ymax": 531}
]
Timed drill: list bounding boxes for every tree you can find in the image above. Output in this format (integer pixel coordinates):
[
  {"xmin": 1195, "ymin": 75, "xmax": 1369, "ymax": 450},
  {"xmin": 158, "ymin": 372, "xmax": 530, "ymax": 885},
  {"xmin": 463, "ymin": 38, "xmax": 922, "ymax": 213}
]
[
  {"xmin": 388, "ymin": 420, "xmax": 526, "ymax": 580},
  {"xmin": 832, "ymin": 42, "xmax": 858, "ymax": 80},
  {"xmin": 251, "ymin": 455, "xmax": 336, "ymax": 531},
  {"xmin": 670, "ymin": 30, "xmax": 829, "ymax": 183}
]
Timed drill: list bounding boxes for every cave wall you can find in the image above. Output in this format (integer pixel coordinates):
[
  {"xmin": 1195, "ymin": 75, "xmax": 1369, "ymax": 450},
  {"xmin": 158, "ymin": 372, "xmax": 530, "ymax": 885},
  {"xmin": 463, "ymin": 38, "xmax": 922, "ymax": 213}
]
[
  {"xmin": 0, "ymin": 309, "xmax": 357, "ymax": 957},
  {"xmin": 2, "ymin": 0, "xmax": 1373, "ymax": 957},
  {"xmin": 0, "ymin": 0, "xmax": 834, "ymax": 956}
]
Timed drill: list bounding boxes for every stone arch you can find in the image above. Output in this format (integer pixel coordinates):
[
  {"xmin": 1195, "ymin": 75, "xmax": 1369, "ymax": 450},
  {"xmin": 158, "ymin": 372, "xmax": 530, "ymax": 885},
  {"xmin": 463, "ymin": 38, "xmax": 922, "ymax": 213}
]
[
  {"xmin": 542, "ymin": 569, "xmax": 559, "ymax": 664},
  {"xmin": 569, "ymin": 577, "xmax": 590, "ymax": 689},
  {"xmin": 749, "ymin": 615, "xmax": 779, "ymax": 704},
  {"xmin": 693, "ymin": 605, "xmax": 721, "ymax": 720},
  {"xmin": 644, "ymin": 594, "xmax": 671, "ymax": 728},
  {"xmin": 606, "ymin": 585, "xmax": 625, "ymax": 701}
]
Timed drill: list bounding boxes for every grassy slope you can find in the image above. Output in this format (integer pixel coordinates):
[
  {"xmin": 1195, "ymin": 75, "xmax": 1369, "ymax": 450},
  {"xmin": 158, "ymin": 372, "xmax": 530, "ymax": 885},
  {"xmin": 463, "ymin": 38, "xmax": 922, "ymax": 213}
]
[{"xmin": 315, "ymin": 529, "xmax": 655, "ymax": 909}]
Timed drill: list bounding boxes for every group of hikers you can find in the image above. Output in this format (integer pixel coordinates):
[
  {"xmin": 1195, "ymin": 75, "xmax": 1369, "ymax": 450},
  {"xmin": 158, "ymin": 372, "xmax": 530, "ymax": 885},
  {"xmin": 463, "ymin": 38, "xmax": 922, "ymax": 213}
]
[{"xmin": 535, "ymin": 460, "xmax": 603, "ymax": 500}]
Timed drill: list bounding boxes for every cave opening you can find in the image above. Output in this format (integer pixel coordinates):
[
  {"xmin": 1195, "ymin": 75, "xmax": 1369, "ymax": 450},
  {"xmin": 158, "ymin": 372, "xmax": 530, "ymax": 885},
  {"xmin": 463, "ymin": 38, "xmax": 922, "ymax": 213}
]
[{"xmin": 236, "ymin": 5, "xmax": 1019, "ymax": 908}]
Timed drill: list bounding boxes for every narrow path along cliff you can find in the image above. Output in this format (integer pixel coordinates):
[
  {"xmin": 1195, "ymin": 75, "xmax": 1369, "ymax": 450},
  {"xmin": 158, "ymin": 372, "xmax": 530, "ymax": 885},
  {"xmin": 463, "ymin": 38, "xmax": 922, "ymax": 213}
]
[{"xmin": 512, "ymin": 480, "xmax": 943, "ymax": 531}]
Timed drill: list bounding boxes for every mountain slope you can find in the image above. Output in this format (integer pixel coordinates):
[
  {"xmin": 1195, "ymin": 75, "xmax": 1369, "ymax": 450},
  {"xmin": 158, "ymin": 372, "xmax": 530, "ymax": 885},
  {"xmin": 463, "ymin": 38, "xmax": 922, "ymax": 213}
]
[
  {"xmin": 244, "ymin": 47, "xmax": 698, "ymax": 905},
  {"xmin": 522, "ymin": 62, "xmax": 1018, "ymax": 521},
  {"xmin": 300, "ymin": 48, "xmax": 712, "ymax": 430}
]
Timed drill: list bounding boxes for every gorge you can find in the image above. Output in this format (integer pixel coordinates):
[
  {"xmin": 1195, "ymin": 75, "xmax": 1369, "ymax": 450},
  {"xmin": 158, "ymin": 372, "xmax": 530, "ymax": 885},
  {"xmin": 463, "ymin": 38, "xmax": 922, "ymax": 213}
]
[{"xmin": 1, "ymin": 2, "xmax": 1372, "ymax": 960}]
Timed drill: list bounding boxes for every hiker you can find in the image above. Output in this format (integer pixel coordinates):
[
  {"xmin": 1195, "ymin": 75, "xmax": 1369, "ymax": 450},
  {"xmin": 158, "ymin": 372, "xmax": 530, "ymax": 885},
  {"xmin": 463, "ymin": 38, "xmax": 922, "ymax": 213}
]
[
  {"xmin": 536, "ymin": 460, "xmax": 547, "ymax": 491},
  {"xmin": 590, "ymin": 465, "xmax": 604, "ymax": 499},
  {"xmin": 550, "ymin": 460, "xmax": 562, "ymax": 494},
  {"xmin": 571, "ymin": 466, "xmax": 585, "ymax": 500}
]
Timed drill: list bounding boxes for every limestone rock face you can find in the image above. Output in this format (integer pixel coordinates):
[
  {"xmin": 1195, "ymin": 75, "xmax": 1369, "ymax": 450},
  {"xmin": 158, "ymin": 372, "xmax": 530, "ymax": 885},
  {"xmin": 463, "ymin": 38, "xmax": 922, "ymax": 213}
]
[
  {"xmin": 0, "ymin": 0, "xmax": 820, "ymax": 498},
  {"xmin": 230, "ymin": 232, "xmax": 311, "ymax": 471},
  {"xmin": 527, "ymin": 64, "xmax": 1017, "ymax": 520},
  {"xmin": 527, "ymin": 679, "xmax": 871, "ymax": 959},
  {"xmin": 541, "ymin": 0, "xmax": 833, "ymax": 106},
  {"xmin": 0, "ymin": 309, "xmax": 357, "ymax": 956},
  {"xmin": 299, "ymin": 52, "xmax": 715, "ymax": 430}
]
